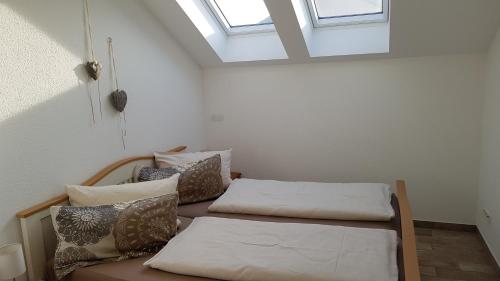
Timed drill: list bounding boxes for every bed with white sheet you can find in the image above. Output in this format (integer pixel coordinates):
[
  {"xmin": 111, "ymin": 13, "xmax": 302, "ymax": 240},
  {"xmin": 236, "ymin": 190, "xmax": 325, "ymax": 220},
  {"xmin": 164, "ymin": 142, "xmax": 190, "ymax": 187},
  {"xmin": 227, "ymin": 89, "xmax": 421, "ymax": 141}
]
[
  {"xmin": 145, "ymin": 217, "xmax": 399, "ymax": 281},
  {"xmin": 209, "ymin": 179, "xmax": 395, "ymax": 221}
]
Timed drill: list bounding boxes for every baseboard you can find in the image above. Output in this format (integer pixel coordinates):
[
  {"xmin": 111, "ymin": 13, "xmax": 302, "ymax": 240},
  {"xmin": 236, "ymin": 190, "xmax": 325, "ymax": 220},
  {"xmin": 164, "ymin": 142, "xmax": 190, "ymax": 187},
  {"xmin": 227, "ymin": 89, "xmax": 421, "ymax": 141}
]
[{"xmin": 413, "ymin": 220, "xmax": 477, "ymax": 232}]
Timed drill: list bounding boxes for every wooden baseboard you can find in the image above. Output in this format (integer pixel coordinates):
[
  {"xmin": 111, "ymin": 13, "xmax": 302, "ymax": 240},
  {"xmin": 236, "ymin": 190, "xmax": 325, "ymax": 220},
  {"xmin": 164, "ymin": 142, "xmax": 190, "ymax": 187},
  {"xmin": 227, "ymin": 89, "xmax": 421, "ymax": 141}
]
[{"xmin": 413, "ymin": 220, "xmax": 477, "ymax": 232}]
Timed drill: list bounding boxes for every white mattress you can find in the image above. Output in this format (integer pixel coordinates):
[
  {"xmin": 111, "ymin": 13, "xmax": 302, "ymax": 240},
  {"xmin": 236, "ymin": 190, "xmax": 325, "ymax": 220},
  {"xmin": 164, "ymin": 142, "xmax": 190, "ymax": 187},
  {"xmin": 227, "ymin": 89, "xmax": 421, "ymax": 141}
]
[
  {"xmin": 208, "ymin": 179, "xmax": 395, "ymax": 221},
  {"xmin": 145, "ymin": 217, "xmax": 399, "ymax": 281}
]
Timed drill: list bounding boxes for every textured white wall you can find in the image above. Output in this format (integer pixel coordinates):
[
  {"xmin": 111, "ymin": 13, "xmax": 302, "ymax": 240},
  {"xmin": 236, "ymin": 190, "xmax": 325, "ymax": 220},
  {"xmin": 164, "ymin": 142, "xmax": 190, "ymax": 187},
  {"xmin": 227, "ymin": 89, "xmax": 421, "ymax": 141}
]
[
  {"xmin": 204, "ymin": 54, "xmax": 485, "ymax": 224},
  {"xmin": 0, "ymin": 0, "xmax": 204, "ymax": 246},
  {"xmin": 477, "ymin": 28, "xmax": 500, "ymax": 264}
]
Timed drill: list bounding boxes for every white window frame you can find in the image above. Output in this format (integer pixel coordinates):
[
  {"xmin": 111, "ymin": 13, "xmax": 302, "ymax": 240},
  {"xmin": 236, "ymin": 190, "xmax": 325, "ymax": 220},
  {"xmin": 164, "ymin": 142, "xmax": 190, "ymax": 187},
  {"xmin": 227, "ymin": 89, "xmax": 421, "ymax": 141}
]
[
  {"xmin": 306, "ymin": 0, "xmax": 389, "ymax": 28},
  {"xmin": 203, "ymin": 0, "xmax": 275, "ymax": 36}
]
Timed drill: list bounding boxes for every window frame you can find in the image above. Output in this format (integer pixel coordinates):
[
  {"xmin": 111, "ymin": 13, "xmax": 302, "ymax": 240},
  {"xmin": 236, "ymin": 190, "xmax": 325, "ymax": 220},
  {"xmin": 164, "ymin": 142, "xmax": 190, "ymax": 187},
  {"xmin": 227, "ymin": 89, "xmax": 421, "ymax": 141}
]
[
  {"xmin": 306, "ymin": 0, "xmax": 389, "ymax": 28},
  {"xmin": 203, "ymin": 0, "xmax": 275, "ymax": 36}
]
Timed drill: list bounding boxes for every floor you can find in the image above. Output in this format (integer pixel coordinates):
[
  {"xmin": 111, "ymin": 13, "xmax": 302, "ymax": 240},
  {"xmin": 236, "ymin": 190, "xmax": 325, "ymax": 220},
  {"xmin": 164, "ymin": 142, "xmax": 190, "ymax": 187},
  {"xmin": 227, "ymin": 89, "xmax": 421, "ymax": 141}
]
[{"xmin": 416, "ymin": 227, "xmax": 500, "ymax": 281}]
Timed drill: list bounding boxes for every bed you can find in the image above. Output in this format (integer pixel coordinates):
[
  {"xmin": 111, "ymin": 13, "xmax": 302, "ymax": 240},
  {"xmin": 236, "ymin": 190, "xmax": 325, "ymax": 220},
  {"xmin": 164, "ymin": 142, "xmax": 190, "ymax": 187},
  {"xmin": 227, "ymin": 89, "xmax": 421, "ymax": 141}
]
[{"xmin": 16, "ymin": 145, "xmax": 421, "ymax": 281}]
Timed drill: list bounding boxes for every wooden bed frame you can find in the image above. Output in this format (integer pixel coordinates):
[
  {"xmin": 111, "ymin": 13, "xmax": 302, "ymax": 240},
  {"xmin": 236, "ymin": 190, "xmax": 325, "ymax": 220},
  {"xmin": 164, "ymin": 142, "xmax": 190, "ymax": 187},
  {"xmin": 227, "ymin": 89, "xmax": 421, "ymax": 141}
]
[{"xmin": 16, "ymin": 145, "xmax": 420, "ymax": 281}]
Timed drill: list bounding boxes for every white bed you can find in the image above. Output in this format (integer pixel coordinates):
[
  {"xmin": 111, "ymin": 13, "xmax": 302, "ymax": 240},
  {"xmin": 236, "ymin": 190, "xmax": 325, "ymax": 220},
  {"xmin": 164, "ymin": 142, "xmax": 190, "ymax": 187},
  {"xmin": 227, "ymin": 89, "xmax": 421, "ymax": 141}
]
[
  {"xmin": 146, "ymin": 217, "xmax": 399, "ymax": 281},
  {"xmin": 209, "ymin": 178, "xmax": 395, "ymax": 221}
]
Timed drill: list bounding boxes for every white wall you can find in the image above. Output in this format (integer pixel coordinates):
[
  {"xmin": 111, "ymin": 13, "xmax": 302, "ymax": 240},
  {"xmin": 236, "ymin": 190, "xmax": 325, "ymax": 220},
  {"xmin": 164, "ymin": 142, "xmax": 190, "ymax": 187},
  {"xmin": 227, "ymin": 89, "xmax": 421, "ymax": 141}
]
[
  {"xmin": 477, "ymin": 28, "xmax": 500, "ymax": 264},
  {"xmin": 0, "ymin": 0, "xmax": 204, "ymax": 246},
  {"xmin": 204, "ymin": 54, "xmax": 485, "ymax": 224}
]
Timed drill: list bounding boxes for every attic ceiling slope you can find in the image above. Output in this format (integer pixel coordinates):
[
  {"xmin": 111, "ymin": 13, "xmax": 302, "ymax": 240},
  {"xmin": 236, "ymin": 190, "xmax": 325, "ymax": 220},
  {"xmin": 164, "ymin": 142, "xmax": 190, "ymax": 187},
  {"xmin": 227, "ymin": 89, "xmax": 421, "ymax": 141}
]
[
  {"xmin": 142, "ymin": 0, "xmax": 221, "ymax": 66},
  {"xmin": 142, "ymin": 0, "xmax": 500, "ymax": 67},
  {"xmin": 390, "ymin": 0, "xmax": 500, "ymax": 58}
]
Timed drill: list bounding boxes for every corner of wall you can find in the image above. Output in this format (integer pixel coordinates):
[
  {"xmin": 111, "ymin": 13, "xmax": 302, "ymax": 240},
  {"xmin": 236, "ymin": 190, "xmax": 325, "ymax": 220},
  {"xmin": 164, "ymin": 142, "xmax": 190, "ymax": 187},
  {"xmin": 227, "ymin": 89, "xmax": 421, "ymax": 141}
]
[{"xmin": 476, "ymin": 25, "xmax": 500, "ymax": 266}]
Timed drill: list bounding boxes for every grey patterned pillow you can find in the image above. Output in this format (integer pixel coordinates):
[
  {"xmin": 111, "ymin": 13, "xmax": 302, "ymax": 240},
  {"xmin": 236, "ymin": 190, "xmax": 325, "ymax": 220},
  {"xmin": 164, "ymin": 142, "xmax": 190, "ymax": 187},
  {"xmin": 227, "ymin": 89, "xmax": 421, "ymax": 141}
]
[
  {"xmin": 137, "ymin": 155, "xmax": 224, "ymax": 205},
  {"xmin": 50, "ymin": 193, "xmax": 178, "ymax": 280},
  {"xmin": 137, "ymin": 166, "xmax": 179, "ymax": 182}
]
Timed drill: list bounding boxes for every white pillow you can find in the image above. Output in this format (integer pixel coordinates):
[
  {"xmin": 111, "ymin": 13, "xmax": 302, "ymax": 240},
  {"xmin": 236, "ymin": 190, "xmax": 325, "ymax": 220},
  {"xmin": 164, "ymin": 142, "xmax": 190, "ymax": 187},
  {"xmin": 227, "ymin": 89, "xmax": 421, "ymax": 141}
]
[
  {"xmin": 67, "ymin": 174, "xmax": 180, "ymax": 207},
  {"xmin": 154, "ymin": 149, "xmax": 232, "ymax": 188}
]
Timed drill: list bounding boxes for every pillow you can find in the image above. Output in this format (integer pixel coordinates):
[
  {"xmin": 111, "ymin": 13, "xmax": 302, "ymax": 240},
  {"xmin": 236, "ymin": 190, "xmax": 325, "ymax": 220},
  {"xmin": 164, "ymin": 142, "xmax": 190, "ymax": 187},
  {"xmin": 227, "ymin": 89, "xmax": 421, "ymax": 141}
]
[
  {"xmin": 139, "ymin": 155, "xmax": 224, "ymax": 204},
  {"xmin": 137, "ymin": 166, "xmax": 179, "ymax": 182},
  {"xmin": 51, "ymin": 193, "xmax": 178, "ymax": 280},
  {"xmin": 132, "ymin": 164, "xmax": 145, "ymax": 183},
  {"xmin": 154, "ymin": 149, "xmax": 232, "ymax": 188},
  {"xmin": 67, "ymin": 174, "xmax": 180, "ymax": 207}
]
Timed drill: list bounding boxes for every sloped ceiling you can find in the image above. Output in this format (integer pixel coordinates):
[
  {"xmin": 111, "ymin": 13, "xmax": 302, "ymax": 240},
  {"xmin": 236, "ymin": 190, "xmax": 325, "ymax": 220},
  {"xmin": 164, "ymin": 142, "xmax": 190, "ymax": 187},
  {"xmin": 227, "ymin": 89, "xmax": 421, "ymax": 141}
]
[
  {"xmin": 144, "ymin": 0, "xmax": 500, "ymax": 67},
  {"xmin": 390, "ymin": 0, "xmax": 500, "ymax": 57}
]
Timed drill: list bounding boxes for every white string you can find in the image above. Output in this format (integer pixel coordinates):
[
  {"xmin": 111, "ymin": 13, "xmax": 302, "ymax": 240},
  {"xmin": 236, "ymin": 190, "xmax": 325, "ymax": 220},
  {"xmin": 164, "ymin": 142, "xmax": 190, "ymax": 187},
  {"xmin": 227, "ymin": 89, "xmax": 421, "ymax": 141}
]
[
  {"xmin": 120, "ymin": 113, "xmax": 126, "ymax": 150},
  {"xmin": 97, "ymin": 80, "xmax": 103, "ymax": 120},
  {"xmin": 84, "ymin": 0, "xmax": 102, "ymax": 121},
  {"xmin": 84, "ymin": 0, "xmax": 95, "ymax": 61},
  {"xmin": 108, "ymin": 37, "xmax": 120, "ymax": 90},
  {"xmin": 86, "ymin": 82, "xmax": 96, "ymax": 125},
  {"xmin": 123, "ymin": 111, "xmax": 127, "ymax": 136}
]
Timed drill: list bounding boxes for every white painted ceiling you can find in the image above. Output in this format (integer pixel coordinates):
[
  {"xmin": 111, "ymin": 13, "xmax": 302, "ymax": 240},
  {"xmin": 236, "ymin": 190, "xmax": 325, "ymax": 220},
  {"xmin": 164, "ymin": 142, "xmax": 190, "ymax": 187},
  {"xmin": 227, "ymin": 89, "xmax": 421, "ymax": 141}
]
[{"xmin": 144, "ymin": 0, "xmax": 500, "ymax": 67}]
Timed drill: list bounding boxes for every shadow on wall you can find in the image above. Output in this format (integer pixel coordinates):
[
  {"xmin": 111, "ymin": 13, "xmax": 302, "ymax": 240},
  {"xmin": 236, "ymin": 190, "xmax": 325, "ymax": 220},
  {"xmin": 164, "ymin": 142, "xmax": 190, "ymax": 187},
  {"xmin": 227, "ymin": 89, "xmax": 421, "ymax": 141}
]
[{"xmin": 0, "ymin": 0, "xmax": 204, "ymax": 252}]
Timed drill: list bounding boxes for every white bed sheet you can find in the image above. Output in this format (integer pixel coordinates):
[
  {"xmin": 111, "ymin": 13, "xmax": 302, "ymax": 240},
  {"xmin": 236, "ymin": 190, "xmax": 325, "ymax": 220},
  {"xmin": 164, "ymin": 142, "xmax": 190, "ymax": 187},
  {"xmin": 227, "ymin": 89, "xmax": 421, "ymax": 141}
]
[
  {"xmin": 145, "ymin": 217, "xmax": 399, "ymax": 281},
  {"xmin": 208, "ymin": 179, "xmax": 395, "ymax": 221}
]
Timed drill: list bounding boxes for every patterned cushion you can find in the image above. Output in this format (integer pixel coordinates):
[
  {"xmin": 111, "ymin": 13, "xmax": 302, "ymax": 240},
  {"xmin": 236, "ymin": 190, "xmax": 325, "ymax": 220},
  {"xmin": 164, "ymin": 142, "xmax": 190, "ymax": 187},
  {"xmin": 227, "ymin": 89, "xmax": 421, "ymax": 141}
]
[
  {"xmin": 177, "ymin": 155, "xmax": 224, "ymax": 204},
  {"xmin": 50, "ymin": 193, "xmax": 178, "ymax": 280},
  {"xmin": 138, "ymin": 155, "xmax": 224, "ymax": 205},
  {"xmin": 137, "ymin": 166, "xmax": 178, "ymax": 182},
  {"xmin": 154, "ymin": 149, "xmax": 232, "ymax": 188}
]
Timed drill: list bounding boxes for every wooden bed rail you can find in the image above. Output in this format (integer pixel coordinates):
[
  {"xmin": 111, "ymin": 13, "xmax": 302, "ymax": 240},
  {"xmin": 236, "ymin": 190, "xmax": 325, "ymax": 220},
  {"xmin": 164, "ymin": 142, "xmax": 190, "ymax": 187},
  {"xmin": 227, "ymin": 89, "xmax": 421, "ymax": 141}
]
[
  {"xmin": 396, "ymin": 180, "xmax": 421, "ymax": 281},
  {"xmin": 16, "ymin": 145, "xmax": 187, "ymax": 218}
]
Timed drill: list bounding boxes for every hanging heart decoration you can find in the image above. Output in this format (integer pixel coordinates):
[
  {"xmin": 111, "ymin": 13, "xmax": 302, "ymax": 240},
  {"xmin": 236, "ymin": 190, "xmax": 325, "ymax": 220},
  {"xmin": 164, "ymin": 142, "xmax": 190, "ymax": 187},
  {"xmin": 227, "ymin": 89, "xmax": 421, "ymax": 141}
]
[
  {"xmin": 86, "ymin": 60, "xmax": 102, "ymax": 80},
  {"xmin": 111, "ymin": 89, "xmax": 127, "ymax": 112},
  {"xmin": 108, "ymin": 37, "xmax": 127, "ymax": 150}
]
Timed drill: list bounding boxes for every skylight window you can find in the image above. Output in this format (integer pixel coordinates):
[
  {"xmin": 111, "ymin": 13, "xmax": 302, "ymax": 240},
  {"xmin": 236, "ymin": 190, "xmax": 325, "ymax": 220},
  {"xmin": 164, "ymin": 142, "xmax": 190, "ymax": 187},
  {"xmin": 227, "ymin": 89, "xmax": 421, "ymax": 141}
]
[
  {"xmin": 307, "ymin": 0, "xmax": 388, "ymax": 27},
  {"xmin": 205, "ymin": 0, "xmax": 275, "ymax": 35}
]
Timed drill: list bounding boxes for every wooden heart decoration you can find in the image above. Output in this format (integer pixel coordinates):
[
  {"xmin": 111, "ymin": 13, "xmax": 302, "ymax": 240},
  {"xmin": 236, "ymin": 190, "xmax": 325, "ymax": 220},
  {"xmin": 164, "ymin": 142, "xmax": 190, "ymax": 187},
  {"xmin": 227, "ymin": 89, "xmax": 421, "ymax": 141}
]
[
  {"xmin": 111, "ymin": 89, "xmax": 127, "ymax": 112},
  {"xmin": 86, "ymin": 60, "xmax": 102, "ymax": 80}
]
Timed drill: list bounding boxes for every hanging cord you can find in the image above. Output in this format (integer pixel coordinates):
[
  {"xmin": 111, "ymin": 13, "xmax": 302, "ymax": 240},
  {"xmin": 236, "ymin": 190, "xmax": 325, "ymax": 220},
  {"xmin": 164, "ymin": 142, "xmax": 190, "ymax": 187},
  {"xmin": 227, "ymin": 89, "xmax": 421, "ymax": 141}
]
[
  {"xmin": 86, "ymin": 83, "xmax": 96, "ymax": 124},
  {"xmin": 123, "ymin": 111, "xmax": 127, "ymax": 136},
  {"xmin": 109, "ymin": 38, "xmax": 120, "ymax": 90},
  {"xmin": 97, "ymin": 80, "xmax": 103, "ymax": 120},
  {"xmin": 84, "ymin": 0, "xmax": 103, "ymax": 120},
  {"xmin": 83, "ymin": 0, "xmax": 96, "ymax": 124},
  {"xmin": 84, "ymin": 0, "xmax": 94, "ymax": 61},
  {"xmin": 108, "ymin": 37, "xmax": 127, "ymax": 150}
]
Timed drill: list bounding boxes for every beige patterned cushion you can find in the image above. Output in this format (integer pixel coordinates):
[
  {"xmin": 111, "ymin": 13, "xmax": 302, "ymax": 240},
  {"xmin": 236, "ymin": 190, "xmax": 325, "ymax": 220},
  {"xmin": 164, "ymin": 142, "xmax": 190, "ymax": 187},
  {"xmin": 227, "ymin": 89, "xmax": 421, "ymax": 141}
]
[
  {"xmin": 177, "ymin": 155, "xmax": 224, "ymax": 204},
  {"xmin": 134, "ymin": 155, "xmax": 224, "ymax": 205},
  {"xmin": 50, "ymin": 193, "xmax": 178, "ymax": 280},
  {"xmin": 154, "ymin": 149, "xmax": 232, "ymax": 188}
]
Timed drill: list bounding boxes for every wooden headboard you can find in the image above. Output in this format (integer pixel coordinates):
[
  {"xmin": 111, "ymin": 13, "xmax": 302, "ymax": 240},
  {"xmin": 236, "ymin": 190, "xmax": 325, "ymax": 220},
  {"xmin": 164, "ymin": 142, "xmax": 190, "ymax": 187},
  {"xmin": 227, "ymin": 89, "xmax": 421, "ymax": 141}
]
[{"xmin": 16, "ymin": 145, "xmax": 187, "ymax": 281}]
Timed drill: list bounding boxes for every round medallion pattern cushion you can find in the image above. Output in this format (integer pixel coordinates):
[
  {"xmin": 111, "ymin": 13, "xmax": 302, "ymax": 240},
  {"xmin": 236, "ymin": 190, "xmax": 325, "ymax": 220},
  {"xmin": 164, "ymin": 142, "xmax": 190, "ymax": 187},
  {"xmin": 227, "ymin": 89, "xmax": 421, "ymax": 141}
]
[
  {"xmin": 178, "ymin": 154, "xmax": 223, "ymax": 204},
  {"xmin": 113, "ymin": 193, "xmax": 179, "ymax": 256},
  {"xmin": 55, "ymin": 206, "xmax": 118, "ymax": 246}
]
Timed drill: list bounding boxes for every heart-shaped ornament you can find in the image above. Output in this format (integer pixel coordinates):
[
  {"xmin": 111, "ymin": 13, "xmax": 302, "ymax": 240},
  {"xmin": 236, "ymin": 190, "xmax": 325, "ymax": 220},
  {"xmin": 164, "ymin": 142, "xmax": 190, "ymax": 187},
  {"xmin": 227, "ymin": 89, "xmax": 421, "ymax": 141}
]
[
  {"xmin": 86, "ymin": 60, "xmax": 102, "ymax": 80},
  {"xmin": 111, "ymin": 89, "xmax": 127, "ymax": 112}
]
